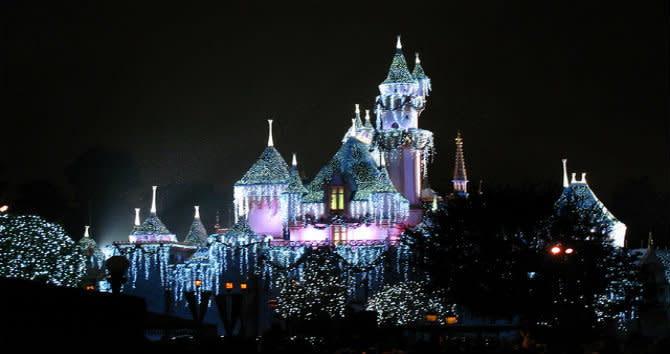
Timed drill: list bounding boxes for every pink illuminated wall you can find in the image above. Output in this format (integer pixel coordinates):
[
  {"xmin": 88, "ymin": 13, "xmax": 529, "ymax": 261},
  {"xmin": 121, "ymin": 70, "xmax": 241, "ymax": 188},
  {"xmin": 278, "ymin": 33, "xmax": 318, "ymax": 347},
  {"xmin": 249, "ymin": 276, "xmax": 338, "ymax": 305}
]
[{"xmin": 247, "ymin": 198, "xmax": 284, "ymax": 238}]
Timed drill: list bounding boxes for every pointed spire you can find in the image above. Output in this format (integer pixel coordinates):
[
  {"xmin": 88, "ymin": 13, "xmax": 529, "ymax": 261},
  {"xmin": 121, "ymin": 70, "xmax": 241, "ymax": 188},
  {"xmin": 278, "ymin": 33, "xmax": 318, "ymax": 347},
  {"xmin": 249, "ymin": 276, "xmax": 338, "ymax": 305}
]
[
  {"xmin": 452, "ymin": 131, "xmax": 469, "ymax": 197},
  {"xmin": 84, "ymin": 225, "xmax": 90, "ymax": 238},
  {"xmin": 194, "ymin": 205, "xmax": 200, "ymax": 220},
  {"xmin": 382, "ymin": 35, "xmax": 416, "ymax": 84},
  {"xmin": 364, "ymin": 109, "xmax": 373, "ymax": 128},
  {"xmin": 412, "ymin": 52, "xmax": 428, "ymax": 79},
  {"xmin": 648, "ymin": 231, "xmax": 654, "ymax": 249},
  {"xmin": 571, "ymin": 173, "xmax": 577, "ymax": 184},
  {"xmin": 134, "ymin": 208, "xmax": 141, "ymax": 226},
  {"xmin": 351, "ymin": 118, "xmax": 357, "ymax": 135},
  {"xmin": 267, "ymin": 119, "xmax": 274, "ymax": 147},
  {"xmin": 354, "ymin": 104, "xmax": 362, "ymax": 127},
  {"xmin": 292, "ymin": 153, "xmax": 297, "ymax": 167},
  {"xmin": 150, "ymin": 186, "xmax": 158, "ymax": 214},
  {"xmin": 562, "ymin": 159, "xmax": 569, "ymax": 188},
  {"xmin": 581, "ymin": 172, "xmax": 587, "ymax": 183}
]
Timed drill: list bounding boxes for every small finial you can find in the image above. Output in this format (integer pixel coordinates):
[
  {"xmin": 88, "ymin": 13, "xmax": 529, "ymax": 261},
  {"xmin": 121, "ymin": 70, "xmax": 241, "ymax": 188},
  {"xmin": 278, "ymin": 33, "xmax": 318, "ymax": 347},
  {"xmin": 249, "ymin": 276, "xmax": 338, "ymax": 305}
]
[
  {"xmin": 365, "ymin": 109, "xmax": 371, "ymax": 123},
  {"xmin": 581, "ymin": 172, "xmax": 587, "ymax": 183},
  {"xmin": 648, "ymin": 231, "xmax": 654, "ymax": 248},
  {"xmin": 194, "ymin": 205, "xmax": 200, "ymax": 220},
  {"xmin": 570, "ymin": 173, "xmax": 577, "ymax": 184},
  {"xmin": 150, "ymin": 186, "xmax": 158, "ymax": 214},
  {"xmin": 267, "ymin": 119, "xmax": 274, "ymax": 147},
  {"xmin": 432, "ymin": 193, "xmax": 438, "ymax": 212},
  {"xmin": 134, "ymin": 208, "xmax": 141, "ymax": 226},
  {"xmin": 561, "ymin": 159, "xmax": 569, "ymax": 188},
  {"xmin": 355, "ymin": 104, "xmax": 360, "ymax": 115},
  {"xmin": 415, "ymin": 52, "xmax": 421, "ymax": 64},
  {"xmin": 84, "ymin": 225, "xmax": 90, "ymax": 238},
  {"xmin": 292, "ymin": 153, "xmax": 297, "ymax": 167},
  {"xmin": 351, "ymin": 118, "xmax": 357, "ymax": 134},
  {"xmin": 396, "ymin": 35, "xmax": 402, "ymax": 50}
]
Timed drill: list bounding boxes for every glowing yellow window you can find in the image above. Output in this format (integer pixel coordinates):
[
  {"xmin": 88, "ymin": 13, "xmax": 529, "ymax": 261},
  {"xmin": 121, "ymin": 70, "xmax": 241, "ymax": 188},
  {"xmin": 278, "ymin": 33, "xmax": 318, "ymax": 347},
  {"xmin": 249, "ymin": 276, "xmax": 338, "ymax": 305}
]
[{"xmin": 330, "ymin": 186, "xmax": 344, "ymax": 210}]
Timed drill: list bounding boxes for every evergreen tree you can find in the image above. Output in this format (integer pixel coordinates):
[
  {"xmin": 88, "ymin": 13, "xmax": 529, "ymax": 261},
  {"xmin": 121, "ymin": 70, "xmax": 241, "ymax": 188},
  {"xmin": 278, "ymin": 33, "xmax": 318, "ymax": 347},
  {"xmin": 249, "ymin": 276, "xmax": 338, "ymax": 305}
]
[
  {"xmin": 532, "ymin": 196, "xmax": 641, "ymax": 338},
  {"xmin": 0, "ymin": 213, "xmax": 86, "ymax": 287},
  {"xmin": 274, "ymin": 247, "xmax": 347, "ymax": 320}
]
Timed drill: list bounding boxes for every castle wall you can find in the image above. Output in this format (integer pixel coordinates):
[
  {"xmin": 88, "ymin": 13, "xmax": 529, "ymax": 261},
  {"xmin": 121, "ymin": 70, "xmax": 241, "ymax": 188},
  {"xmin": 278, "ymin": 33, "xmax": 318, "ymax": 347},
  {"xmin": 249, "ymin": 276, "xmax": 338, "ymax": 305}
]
[{"xmin": 247, "ymin": 198, "xmax": 283, "ymax": 238}]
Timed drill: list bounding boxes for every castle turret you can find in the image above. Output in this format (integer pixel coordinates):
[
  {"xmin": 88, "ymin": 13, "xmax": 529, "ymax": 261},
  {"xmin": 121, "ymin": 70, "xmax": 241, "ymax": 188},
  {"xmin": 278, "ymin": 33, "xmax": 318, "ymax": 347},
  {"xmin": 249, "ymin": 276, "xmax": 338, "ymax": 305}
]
[
  {"xmin": 184, "ymin": 205, "xmax": 208, "ymax": 246},
  {"xmin": 372, "ymin": 36, "xmax": 435, "ymax": 225},
  {"xmin": 129, "ymin": 186, "xmax": 177, "ymax": 243},
  {"xmin": 233, "ymin": 119, "xmax": 291, "ymax": 238},
  {"xmin": 283, "ymin": 153, "xmax": 308, "ymax": 229},
  {"xmin": 452, "ymin": 131, "xmax": 469, "ymax": 198}
]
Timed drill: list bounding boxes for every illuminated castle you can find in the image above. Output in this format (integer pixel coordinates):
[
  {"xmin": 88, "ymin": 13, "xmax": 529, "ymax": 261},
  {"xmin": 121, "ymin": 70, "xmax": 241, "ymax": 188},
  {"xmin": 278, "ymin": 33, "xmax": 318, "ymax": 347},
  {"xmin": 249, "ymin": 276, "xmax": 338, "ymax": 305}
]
[{"xmin": 230, "ymin": 35, "xmax": 435, "ymax": 243}]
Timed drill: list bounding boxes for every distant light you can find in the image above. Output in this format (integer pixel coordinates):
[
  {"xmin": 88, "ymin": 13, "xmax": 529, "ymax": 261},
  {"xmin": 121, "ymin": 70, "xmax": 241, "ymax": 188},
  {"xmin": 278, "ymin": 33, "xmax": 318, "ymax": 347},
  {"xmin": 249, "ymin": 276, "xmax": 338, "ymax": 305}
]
[
  {"xmin": 195, "ymin": 279, "xmax": 203, "ymax": 287},
  {"xmin": 225, "ymin": 282, "xmax": 234, "ymax": 290},
  {"xmin": 445, "ymin": 316, "xmax": 458, "ymax": 325},
  {"xmin": 565, "ymin": 248, "xmax": 574, "ymax": 255},
  {"xmin": 85, "ymin": 285, "xmax": 95, "ymax": 291},
  {"xmin": 550, "ymin": 246, "xmax": 562, "ymax": 255},
  {"xmin": 425, "ymin": 314, "xmax": 438, "ymax": 322},
  {"xmin": 0, "ymin": 205, "xmax": 8, "ymax": 213},
  {"xmin": 240, "ymin": 283, "xmax": 248, "ymax": 290},
  {"xmin": 268, "ymin": 299, "xmax": 277, "ymax": 308}
]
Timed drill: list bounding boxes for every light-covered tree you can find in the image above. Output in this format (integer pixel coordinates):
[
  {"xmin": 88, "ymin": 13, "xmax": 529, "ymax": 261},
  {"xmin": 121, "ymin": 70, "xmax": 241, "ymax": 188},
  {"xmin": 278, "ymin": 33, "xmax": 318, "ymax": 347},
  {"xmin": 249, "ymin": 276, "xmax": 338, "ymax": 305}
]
[{"xmin": 0, "ymin": 213, "xmax": 86, "ymax": 287}]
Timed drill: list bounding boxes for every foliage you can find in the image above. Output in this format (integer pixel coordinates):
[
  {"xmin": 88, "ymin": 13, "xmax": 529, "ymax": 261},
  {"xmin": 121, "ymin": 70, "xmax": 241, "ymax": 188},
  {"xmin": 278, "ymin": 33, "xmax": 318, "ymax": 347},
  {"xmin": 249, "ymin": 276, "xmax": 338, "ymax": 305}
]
[
  {"xmin": 366, "ymin": 281, "xmax": 456, "ymax": 327},
  {"xmin": 0, "ymin": 213, "xmax": 86, "ymax": 287},
  {"xmin": 274, "ymin": 247, "xmax": 347, "ymax": 320},
  {"xmin": 532, "ymin": 196, "xmax": 641, "ymax": 335},
  {"xmin": 401, "ymin": 200, "xmax": 536, "ymax": 318}
]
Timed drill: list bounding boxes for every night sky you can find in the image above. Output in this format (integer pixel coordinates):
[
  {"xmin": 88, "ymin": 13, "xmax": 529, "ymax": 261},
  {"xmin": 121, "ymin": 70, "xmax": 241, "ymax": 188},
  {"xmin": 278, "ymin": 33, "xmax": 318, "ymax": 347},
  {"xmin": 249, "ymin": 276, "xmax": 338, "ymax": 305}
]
[{"xmin": 2, "ymin": 2, "xmax": 668, "ymax": 246}]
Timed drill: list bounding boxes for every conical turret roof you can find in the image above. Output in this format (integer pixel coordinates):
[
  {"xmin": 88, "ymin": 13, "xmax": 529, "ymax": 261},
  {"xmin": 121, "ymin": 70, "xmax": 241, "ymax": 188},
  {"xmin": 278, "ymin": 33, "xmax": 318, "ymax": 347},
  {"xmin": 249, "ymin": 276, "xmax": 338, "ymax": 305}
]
[
  {"xmin": 381, "ymin": 37, "xmax": 417, "ymax": 85},
  {"xmin": 184, "ymin": 206, "xmax": 208, "ymax": 246},
  {"xmin": 235, "ymin": 146, "xmax": 291, "ymax": 185},
  {"xmin": 412, "ymin": 53, "xmax": 429, "ymax": 79},
  {"xmin": 284, "ymin": 154, "xmax": 308, "ymax": 194},
  {"xmin": 131, "ymin": 213, "xmax": 174, "ymax": 236}
]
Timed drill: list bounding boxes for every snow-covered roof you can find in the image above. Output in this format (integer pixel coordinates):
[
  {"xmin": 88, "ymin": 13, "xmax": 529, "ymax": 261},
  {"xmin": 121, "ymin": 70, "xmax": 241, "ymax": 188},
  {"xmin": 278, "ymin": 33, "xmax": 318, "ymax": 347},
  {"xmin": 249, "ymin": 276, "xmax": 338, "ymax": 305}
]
[
  {"xmin": 303, "ymin": 137, "xmax": 404, "ymax": 203},
  {"xmin": 235, "ymin": 146, "xmax": 291, "ymax": 186}
]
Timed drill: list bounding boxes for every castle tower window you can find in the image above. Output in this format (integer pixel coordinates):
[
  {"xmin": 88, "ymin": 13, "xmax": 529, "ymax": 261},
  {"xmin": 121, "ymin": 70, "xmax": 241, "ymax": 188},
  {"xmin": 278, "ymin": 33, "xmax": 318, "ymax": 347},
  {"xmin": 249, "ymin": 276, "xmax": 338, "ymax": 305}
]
[{"xmin": 330, "ymin": 186, "xmax": 344, "ymax": 210}]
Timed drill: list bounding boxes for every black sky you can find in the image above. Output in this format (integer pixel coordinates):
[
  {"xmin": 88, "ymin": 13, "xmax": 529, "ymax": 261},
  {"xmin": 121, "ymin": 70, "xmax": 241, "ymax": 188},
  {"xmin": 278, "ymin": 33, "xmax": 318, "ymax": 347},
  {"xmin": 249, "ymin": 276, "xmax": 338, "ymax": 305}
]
[{"xmin": 2, "ymin": 1, "xmax": 668, "ymax": 244}]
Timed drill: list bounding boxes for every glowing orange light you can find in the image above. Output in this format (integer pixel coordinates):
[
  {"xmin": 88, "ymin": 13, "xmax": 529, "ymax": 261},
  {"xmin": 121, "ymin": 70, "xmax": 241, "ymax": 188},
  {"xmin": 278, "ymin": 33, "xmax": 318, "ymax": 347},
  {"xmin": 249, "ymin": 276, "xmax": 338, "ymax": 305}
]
[
  {"xmin": 550, "ymin": 246, "xmax": 562, "ymax": 255},
  {"xmin": 85, "ymin": 285, "xmax": 95, "ymax": 291},
  {"xmin": 445, "ymin": 316, "xmax": 458, "ymax": 325},
  {"xmin": 240, "ymin": 283, "xmax": 247, "ymax": 290},
  {"xmin": 225, "ymin": 282, "xmax": 234, "ymax": 289},
  {"xmin": 425, "ymin": 314, "xmax": 438, "ymax": 322},
  {"xmin": 565, "ymin": 248, "xmax": 574, "ymax": 255},
  {"xmin": 268, "ymin": 299, "xmax": 277, "ymax": 308},
  {"xmin": 194, "ymin": 279, "xmax": 203, "ymax": 287},
  {"xmin": 0, "ymin": 205, "xmax": 8, "ymax": 213}
]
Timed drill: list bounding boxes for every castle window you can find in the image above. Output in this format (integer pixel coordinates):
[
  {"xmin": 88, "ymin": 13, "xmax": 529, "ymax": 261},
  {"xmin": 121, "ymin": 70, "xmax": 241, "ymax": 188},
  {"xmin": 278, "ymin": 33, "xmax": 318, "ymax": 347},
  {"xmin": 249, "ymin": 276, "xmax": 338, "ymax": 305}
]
[
  {"xmin": 330, "ymin": 186, "xmax": 344, "ymax": 210},
  {"xmin": 332, "ymin": 226, "xmax": 347, "ymax": 244}
]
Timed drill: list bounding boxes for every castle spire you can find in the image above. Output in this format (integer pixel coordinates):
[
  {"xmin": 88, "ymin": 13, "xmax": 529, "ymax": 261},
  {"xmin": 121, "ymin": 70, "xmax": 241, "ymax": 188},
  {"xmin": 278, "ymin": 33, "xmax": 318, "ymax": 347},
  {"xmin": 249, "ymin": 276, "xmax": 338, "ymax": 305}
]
[
  {"xmin": 452, "ymin": 131, "xmax": 469, "ymax": 197},
  {"xmin": 382, "ymin": 35, "xmax": 416, "ymax": 85},
  {"xmin": 267, "ymin": 119, "xmax": 274, "ymax": 147},
  {"xmin": 292, "ymin": 152, "xmax": 297, "ymax": 167},
  {"xmin": 562, "ymin": 159, "xmax": 569, "ymax": 188},
  {"xmin": 84, "ymin": 225, "xmax": 90, "ymax": 238},
  {"xmin": 194, "ymin": 205, "xmax": 200, "ymax": 219},
  {"xmin": 354, "ymin": 104, "xmax": 362, "ymax": 127},
  {"xmin": 134, "ymin": 208, "xmax": 141, "ymax": 226},
  {"xmin": 364, "ymin": 109, "xmax": 373, "ymax": 128},
  {"xmin": 396, "ymin": 35, "xmax": 402, "ymax": 51},
  {"xmin": 150, "ymin": 186, "xmax": 158, "ymax": 215}
]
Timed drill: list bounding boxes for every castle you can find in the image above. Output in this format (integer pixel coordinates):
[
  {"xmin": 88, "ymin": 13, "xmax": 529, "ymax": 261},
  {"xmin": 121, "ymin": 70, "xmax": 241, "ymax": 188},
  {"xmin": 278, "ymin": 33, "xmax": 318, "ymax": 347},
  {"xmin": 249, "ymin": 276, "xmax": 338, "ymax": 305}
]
[{"xmin": 82, "ymin": 36, "xmax": 627, "ymax": 336}]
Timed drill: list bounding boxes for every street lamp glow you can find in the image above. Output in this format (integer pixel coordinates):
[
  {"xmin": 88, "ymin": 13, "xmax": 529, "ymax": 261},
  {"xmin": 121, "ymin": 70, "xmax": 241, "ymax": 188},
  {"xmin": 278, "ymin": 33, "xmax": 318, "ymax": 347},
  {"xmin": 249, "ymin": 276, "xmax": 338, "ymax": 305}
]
[
  {"xmin": 565, "ymin": 248, "xmax": 574, "ymax": 255},
  {"xmin": 550, "ymin": 246, "xmax": 562, "ymax": 255}
]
